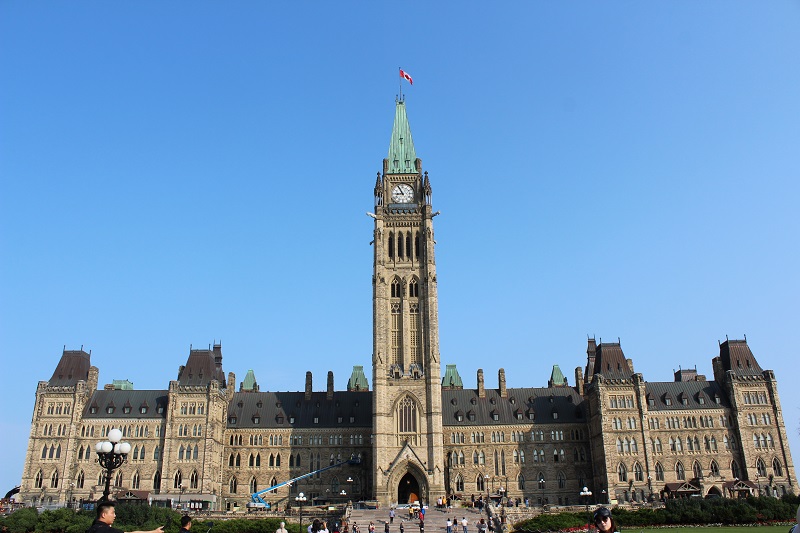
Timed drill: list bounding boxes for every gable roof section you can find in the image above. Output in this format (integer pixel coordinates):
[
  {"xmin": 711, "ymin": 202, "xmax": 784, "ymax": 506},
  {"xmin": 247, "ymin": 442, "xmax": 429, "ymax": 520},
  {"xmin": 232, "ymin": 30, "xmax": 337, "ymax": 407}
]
[
  {"xmin": 48, "ymin": 349, "xmax": 92, "ymax": 387},
  {"xmin": 592, "ymin": 342, "xmax": 633, "ymax": 381},
  {"xmin": 719, "ymin": 339, "xmax": 763, "ymax": 377},
  {"xmin": 441, "ymin": 387, "xmax": 586, "ymax": 426},
  {"xmin": 177, "ymin": 345, "xmax": 226, "ymax": 387},
  {"xmin": 82, "ymin": 390, "xmax": 168, "ymax": 419},
  {"xmin": 644, "ymin": 381, "xmax": 728, "ymax": 411},
  {"xmin": 227, "ymin": 391, "xmax": 372, "ymax": 429}
]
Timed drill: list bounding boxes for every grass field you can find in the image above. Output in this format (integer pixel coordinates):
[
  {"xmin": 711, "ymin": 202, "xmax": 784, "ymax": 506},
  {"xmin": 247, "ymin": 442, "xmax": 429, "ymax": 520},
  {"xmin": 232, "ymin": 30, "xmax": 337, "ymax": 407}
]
[{"xmin": 632, "ymin": 526, "xmax": 791, "ymax": 533}]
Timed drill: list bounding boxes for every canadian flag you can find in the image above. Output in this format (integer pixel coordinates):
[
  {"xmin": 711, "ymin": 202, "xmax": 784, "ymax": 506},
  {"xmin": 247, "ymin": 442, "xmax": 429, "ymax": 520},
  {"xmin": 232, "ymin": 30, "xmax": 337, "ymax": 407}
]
[{"xmin": 399, "ymin": 68, "xmax": 413, "ymax": 85}]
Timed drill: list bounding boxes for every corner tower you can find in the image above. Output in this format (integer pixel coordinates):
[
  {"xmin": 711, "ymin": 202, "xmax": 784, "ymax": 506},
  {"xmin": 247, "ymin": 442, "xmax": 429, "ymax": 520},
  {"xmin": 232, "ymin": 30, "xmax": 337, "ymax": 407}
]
[{"xmin": 371, "ymin": 98, "xmax": 445, "ymax": 505}]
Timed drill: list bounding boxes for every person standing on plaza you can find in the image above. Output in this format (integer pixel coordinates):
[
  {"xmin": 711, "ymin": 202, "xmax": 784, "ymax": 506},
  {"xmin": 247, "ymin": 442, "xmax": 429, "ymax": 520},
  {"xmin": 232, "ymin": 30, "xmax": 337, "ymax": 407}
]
[
  {"xmin": 369, "ymin": 521, "xmax": 375, "ymax": 533},
  {"xmin": 446, "ymin": 518, "xmax": 452, "ymax": 533},
  {"xmin": 86, "ymin": 501, "xmax": 164, "ymax": 533},
  {"xmin": 385, "ymin": 522, "xmax": 390, "ymax": 533},
  {"xmin": 400, "ymin": 523, "xmax": 405, "ymax": 533},
  {"xmin": 179, "ymin": 516, "xmax": 192, "ymax": 533},
  {"xmin": 461, "ymin": 517, "xmax": 468, "ymax": 533},
  {"xmin": 390, "ymin": 509, "xmax": 395, "ymax": 524}
]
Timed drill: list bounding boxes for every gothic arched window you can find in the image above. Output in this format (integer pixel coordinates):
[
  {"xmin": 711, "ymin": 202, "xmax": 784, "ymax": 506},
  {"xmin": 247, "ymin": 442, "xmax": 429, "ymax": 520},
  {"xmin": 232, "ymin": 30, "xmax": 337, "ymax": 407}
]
[{"xmin": 397, "ymin": 396, "xmax": 417, "ymax": 433}]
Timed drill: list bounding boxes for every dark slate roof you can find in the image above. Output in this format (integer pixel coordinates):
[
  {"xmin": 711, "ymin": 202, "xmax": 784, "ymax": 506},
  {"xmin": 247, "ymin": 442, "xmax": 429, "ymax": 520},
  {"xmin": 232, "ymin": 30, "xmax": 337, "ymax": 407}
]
[
  {"xmin": 644, "ymin": 381, "xmax": 729, "ymax": 411},
  {"xmin": 48, "ymin": 350, "xmax": 92, "ymax": 387},
  {"xmin": 442, "ymin": 387, "xmax": 587, "ymax": 426},
  {"xmin": 592, "ymin": 343, "xmax": 633, "ymax": 380},
  {"xmin": 227, "ymin": 391, "xmax": 372, "ymax": 429},
  {"xmin": 82, "ymin": 390, "xmax": 169, "ymax": 419},
  {"xmin": 719, "ymin": 339, "xmax": 763, "ymax": 377},
  {"xmin": 177, "ymin": 346, "xmax": 226, "ymax": 387}
]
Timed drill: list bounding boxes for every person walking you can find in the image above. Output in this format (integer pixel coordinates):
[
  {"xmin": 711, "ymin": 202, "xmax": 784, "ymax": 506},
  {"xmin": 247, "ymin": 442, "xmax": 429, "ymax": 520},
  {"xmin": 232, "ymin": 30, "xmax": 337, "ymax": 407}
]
[
  {"xmin": 390, "ymin": 509, "xmax": 395, "ymax": 524},
  {"xmin": 385, "ymin": 522, "xmax": 390, "ymax": 533},
  {"xmin": 461, "ymin": 517, "xmax": 468, "ymax": 533},
  {"xmin": 446, "ymin": 518, "xmax": 452, "ymax": 533},
  {"xmin": 400, "ymin": 523, "xmax": 405, "ymax": 533}
]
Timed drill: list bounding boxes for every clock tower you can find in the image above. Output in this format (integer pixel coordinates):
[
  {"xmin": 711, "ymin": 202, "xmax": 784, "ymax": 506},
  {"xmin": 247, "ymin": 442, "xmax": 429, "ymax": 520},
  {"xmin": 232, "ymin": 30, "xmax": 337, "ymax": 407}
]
[{"xmin": 371, "ymin": 98, "xmax": 445, "ymax": 506}]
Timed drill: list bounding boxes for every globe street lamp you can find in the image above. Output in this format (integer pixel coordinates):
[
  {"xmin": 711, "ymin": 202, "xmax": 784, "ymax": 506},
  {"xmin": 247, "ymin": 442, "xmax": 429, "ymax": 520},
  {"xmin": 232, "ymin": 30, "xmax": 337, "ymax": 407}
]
[
  {"xmin": 296, "ymin": 492, "xmax": 307, "ymax": 532},
  {"xmin": 538, "ymin": 477, "xmax": 545, "ymax": 509},
  {"xmin": 579, "ymin": 487, "xmax": 592, "ymax": 529},
  {"xmin": 95, "ymin": 428, "xmax": 131, "ymax": 502}
]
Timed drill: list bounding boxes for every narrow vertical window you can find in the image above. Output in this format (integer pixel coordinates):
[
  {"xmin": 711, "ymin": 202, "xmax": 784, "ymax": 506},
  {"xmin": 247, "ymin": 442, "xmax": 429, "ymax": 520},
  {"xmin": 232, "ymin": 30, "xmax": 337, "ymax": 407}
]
[
  {"xmin": 398, "ymin": 396, "xmax": 417, "ymax": 433},
  {"xmin": 388, "ymin": 233, "xmax": 395, "ymax": 259},
  {"xmin": 415, "ymin": 232, "xmax": 420, "ymax": 259},
  {"xmin": 397, "ymin": 231, "xmax": 404, "ymax": 259},
  {"xmin": 391, "ymin": 303, "xmax": 401, "ymax": 365}
]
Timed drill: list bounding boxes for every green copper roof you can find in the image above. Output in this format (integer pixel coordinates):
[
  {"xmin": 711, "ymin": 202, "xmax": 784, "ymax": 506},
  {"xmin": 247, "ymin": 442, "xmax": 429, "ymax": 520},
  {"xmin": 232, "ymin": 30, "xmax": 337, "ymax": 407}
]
[
  {"xmin": 112, "ymin": 379, "xmax": 134, "ymax": 390},
  {"xmin": 347, "ymin": 365, "xmax": 369, "ymax": 391},
  {"xmin": 550, "ymin": 365, "xmax": 567, "ymax": 387},
  {"xmin": 387, "ymin": 99, "xmax": 417, "ymax": 174},
  {"xmin": 242, "ymin": 369, "xmax": 258, "ymax": 391},
  {"xmin": 441, "ymin": 364, "xmax": 463, "ymax": 389}
]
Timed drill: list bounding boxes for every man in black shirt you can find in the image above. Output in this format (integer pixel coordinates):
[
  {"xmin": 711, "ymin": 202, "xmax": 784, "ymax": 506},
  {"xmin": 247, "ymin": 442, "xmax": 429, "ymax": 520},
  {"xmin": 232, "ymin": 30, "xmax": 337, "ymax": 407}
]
[
  {"xmin": 179, "ymin": 516, "xmax": 192, "ymax": 532},
  {"xmin": 86, "ymin": 501, "xmax": 164, "ymax": 533}
]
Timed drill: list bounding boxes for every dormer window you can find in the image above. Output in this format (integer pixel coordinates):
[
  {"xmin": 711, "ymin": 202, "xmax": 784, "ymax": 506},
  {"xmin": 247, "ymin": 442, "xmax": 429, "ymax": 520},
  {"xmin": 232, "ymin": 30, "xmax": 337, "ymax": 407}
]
[
  {"xmin": 349, "ymin": 416, "xmax": 355, "ymax": 423},
  {"xmin": 90, "ymin": 406, "xmax": 98, "ymax": 414},
  {"xmin": 714, "ymin": 395, "xmax": 721, "ymax": 404},
  {"xmin": 289, "ymin": 416, "xmax": 296, "ymax": 424},
  {"xmin": 123, "ymin": 406, "xmax": 131, "ymax": 414},
  {"xmin": 665, "ymin": 397, "xmax": 672, "ymax": 406},
  {"xmin": 106, "ymin": 406, "xmax": 115, "ymax": 414},
  {"xmin": 229, "ymin": 416, "xmax": 237, "ymax": 424},
  {"xmin": 491, "ymin": 410, "xmax": 499, "ymax": 421},
  {"xmin": 140, "ymin": 406, "xmax": 148, "ymax": 414},
  {"xmin": 157, "ymin": 405, "xmax": 165, "ymax": 414},
  {"xmin": 313, "ymin": 416, "xmax": 319, "ymax": 424},
  {"xmin": 468, "ymin": 410, "xmax": 476, "ymax": 422},
  {"xmin": 253, "ymin": 415, "xmax": 260, "ymax": 424},
  {"xmin": 276, "ymin": 415, "xmax": 284, "ymax": 424}
]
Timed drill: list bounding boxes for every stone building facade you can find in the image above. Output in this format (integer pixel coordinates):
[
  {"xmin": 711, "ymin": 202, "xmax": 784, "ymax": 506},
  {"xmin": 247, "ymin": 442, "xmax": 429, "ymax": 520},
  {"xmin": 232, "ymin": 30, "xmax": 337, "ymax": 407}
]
[{"xmin": 18, "ymin": 100, "xmax": 797, "ymax": 510}]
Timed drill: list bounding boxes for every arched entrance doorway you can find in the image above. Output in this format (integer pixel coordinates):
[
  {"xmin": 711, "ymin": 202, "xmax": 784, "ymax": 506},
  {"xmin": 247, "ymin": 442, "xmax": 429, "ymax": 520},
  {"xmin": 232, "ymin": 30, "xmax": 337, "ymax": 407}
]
[{"xmin": 398, "ymin": 473, "xmax": 421, "ymax": 505}]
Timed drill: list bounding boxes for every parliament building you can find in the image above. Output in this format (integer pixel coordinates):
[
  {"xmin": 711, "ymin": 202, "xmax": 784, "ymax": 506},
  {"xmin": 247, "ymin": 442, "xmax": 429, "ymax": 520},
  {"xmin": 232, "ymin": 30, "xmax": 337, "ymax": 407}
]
[{"xmin": 19, "ymin": 100, "xmax": 797, "ymax": 511}]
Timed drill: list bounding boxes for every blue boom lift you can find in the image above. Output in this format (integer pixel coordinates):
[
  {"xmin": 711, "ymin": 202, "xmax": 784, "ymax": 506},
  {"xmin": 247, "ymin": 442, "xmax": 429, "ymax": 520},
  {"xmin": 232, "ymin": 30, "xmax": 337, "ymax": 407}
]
[{"xmin": 247, "ymin": 454, "xmax": 361, "ymax": 510}]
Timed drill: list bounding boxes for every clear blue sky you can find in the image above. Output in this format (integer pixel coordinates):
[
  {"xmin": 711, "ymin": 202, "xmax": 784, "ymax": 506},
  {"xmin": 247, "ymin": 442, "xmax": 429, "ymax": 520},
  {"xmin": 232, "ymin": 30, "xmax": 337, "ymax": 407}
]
[{"xmin": 1, "ymin": 2, "xmax": 798, "ymax": 494}]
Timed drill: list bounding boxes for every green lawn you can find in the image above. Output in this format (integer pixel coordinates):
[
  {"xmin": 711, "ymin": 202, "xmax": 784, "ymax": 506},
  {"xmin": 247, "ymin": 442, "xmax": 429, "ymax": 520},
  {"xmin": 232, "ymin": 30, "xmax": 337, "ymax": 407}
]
[{"xmin": 632, "ymin": 526, "xmax": 791, "ymax": 533}]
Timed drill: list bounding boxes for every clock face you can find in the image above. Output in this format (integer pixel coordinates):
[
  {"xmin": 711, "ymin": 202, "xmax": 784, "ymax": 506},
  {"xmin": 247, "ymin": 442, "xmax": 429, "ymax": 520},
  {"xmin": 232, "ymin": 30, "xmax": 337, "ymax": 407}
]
[{"xmin": 391, "ymin": 184, "xmax": 414, "ymax": 203}]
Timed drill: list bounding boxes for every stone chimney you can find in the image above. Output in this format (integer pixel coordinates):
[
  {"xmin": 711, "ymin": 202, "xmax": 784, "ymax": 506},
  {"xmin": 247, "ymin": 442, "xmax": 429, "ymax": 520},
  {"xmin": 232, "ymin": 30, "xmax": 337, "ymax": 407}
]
[
  {"xmin": 575, "ymin": 367, "xmax": 584, "ymax": 395},
  {"xmin": 327, "ymin": 371, "xmax": 334, "ymax": 400},
  {"xmin": 305, "ymin": 371, "xmax": 313, "ymax": 400},
  {"xmin": 477, "ymin": 369, "xmax": 485, "ymax": 398},
  {"xmin": 498, "ymin": 368, "xmax": 507, "ymax": 398}
]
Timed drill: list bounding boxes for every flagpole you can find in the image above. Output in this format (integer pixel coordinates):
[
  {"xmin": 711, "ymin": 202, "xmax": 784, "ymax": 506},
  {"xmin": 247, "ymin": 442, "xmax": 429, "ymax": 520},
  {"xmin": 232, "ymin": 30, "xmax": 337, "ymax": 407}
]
[{"xmin": 398, "ymin": 66, "xmax": 402, "ymax": 100}]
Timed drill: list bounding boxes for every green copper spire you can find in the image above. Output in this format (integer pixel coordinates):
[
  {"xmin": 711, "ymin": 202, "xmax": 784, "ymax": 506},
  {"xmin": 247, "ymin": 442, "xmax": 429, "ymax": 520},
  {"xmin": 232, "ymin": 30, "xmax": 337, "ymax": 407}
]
[
  {"xmin": 387, "ymin": 99, "xmax": 418, "ymax": 174},
  {"xmin": 347, "ymin": 365, "xmax": 370, "ymax": 391},
  {"xmin": 549, "ymin": 364, "xmax": 568, "ymax": 387},
  {"xmin": 441, "ymin": 364, "xmax": 463, "ymax": 390},
  {"xmin": 241, "ymin": 369, "xmax": 259, "ymax": 392}
]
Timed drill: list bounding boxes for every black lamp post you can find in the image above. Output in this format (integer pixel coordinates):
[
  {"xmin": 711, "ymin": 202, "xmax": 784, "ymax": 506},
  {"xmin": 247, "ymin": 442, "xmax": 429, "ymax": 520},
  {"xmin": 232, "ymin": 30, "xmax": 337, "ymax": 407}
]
[
  {"xmin": 579, "ymin": 487, "xmax": 592, "ymax": 528},
  {"xmin": 484, "ymin": 475, "xmax": 490, "ymax": 514},
  {"xmin": 95, "ymin": 428, "xmax": 131, "ymax": 502},
  {"xmin": 538, "ymin": 478, "xmax": 545, "ymax": 508},
  {"xmin": 296, "ymin": 492, "xmax": 307, "ymax": 531}
]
